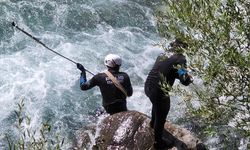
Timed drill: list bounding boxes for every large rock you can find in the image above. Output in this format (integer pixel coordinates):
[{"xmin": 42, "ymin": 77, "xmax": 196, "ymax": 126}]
[{"xmin": 74, "ymin": 111, "xmax": 206, "ymax": 150}]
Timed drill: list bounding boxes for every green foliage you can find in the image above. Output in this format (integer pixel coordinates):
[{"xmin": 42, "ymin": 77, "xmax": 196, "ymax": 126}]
[
  {"xmin": 159, "ymin": 73, "xmax": 172, "ymax": 97},
  {"xmin": 156, "ymin": 0, "xmax": 250, "ymax": 140},
  {"xmin": 5, "ymin": 99, "xmax": 64, "ymax": 150},
  {"xmin": 203, "ymin": 125, "xmax": 217, "ymax": 137}
]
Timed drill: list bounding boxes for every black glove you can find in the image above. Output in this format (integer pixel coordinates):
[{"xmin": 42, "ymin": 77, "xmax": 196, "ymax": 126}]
[{"xmin": 77, "ymin": 63, "xmax": 85, "ymax": 72}]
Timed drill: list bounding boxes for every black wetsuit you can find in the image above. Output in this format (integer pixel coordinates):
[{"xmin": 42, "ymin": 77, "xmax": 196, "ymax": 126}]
[
  {"xmin": 144, "ymin": 53, "xmax": 192, "ymax": 146},
  {"xmin": 81, "ymin": 69, "xmax": 133, "ymax": 115}
]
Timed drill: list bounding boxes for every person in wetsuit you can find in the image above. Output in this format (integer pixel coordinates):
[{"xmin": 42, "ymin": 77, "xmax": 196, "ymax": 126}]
[
  {"xmin": 77, "ymin": 54, "xmax": 133, "ymax": 115},
  {"xmin": 144, "ymin": 39, "xmax": 193, "ymax": 149}
]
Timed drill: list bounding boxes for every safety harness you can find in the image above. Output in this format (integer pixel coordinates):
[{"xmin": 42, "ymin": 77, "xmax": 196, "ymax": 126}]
[{"xmin": 104, "ymin": 70, "xmax": 128, "ymax": 97}]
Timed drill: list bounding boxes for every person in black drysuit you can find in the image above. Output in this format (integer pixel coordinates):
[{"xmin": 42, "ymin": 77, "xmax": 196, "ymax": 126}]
[
  {"xmin": 144, "ymin": 39, "xmax": 193, "ymax": 149},
  {"xmin": 77, "ymin": 54, "xmax": 133, "ymax": 115}
]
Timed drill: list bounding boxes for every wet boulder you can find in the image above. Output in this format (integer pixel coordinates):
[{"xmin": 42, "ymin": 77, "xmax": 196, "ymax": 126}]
[
  {"xmin": 93, "ymin": 111, "xmax": 154, "ymax": 150},
  {"xmin": 75, "ymin": 110, "xmax": 206, "ymax": 150}
]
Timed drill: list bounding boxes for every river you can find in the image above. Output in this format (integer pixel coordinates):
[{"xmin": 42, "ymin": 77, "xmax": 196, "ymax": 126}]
[{"xmin": 0, "ymin": 0, "xmax": 168, "ymax": 149}]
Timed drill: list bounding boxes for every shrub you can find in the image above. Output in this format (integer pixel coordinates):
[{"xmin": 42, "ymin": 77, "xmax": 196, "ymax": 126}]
[{"xmin": 156, "ymin": 0, "xmax": 249, "ymax": 144}]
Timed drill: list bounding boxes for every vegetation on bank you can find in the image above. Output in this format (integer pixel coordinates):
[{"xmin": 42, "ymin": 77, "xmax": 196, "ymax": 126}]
[
  {"xmin": 4, "ymin": 99, "xmax": 64, "ymax": 150},
  {"xmin": 156, "ymin": 0, "xmax": 249, "ymax": 148}
]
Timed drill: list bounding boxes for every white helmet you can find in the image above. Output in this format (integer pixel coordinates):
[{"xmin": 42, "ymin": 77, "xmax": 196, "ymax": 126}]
[{"xmin": 104, "ymin": 54, "xmax": 122, "ymax": 68}]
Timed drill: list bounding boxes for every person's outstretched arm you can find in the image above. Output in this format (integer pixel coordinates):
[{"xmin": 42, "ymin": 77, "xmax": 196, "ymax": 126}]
[{"xmin": 77, "ymin": 63, "xmax": 97, "ymax": 90}]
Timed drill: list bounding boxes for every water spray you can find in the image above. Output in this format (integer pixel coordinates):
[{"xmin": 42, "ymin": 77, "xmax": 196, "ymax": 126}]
[{"xmin": 11, "ymin": 22, "xmax": 95, "ymax": 76}]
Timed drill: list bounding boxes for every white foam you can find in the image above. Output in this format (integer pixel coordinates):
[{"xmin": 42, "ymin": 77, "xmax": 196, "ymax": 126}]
[{"xmin": 0, "ymin": 0, "xmax": 168, "ymax": 148}]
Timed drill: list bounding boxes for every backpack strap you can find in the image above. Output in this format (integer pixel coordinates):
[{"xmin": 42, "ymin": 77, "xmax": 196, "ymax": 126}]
[{"xmin": 104, "ymin": 70, "xmax": 128, "ymax": 97}]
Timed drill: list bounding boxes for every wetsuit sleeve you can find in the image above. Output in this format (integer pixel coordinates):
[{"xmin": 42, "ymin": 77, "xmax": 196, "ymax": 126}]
[
  {"xmin": 80, "ymin": 71, "xmax": 87, "ymax": 85},
  {"xmin": 80, "ymin": 74, "xmax": 98, "ymax": 90}
]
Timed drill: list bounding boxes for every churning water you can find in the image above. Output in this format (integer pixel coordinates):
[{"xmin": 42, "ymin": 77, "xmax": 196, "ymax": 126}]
[
  {"xmin": 0, "ymin": 0, "xmax": 191, "ymax": 149},
  {"xmin": 1, "ymin": 1, "xmax": 249, "ymax": 149}
]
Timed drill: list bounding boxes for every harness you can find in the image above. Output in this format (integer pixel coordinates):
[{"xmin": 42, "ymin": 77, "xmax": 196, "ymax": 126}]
[{"xmin": 104, "ymin": 70, "xmax": 128, "ymax": 97}]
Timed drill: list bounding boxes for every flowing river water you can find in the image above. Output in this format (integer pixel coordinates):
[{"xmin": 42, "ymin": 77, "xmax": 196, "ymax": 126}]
[
  {"xmin": 0, "ymin": 0, "xmax": 248, "ymax": 149},
  {"xmin": 0, "ymin": 0, "xmax": 167, "ymax": 148}
]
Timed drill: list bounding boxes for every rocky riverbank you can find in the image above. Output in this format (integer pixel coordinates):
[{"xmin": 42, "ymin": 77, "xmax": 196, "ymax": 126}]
[{"xmin": 72, "ymin": 111, "xmax": 207, "ymax": 150}]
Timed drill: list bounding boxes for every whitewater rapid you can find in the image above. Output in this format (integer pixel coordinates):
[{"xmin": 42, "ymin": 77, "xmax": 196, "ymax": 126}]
[{"xmin": 0, "ymin": 0, "xmax": 175, "ymax": 148}]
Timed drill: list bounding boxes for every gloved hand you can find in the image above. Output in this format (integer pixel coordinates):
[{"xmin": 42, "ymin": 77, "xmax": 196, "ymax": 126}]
[
  {"xmin": 177, "ymin": 68, "xmax": 187, "ymax": 76},
  {"xmin": 77, "ymin": 63, "xmax": 85, "ymax": 72},
  {"xmin": 178, "ymin": 69, "xmax": 193, "ymax": 86},
  {"xmin": 80, "ymin": 75, "xmax": 87, "ymax": 85},
  {"xmin": 77, "ymin": 63, "xmax": 87, "ymax": 86}
]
